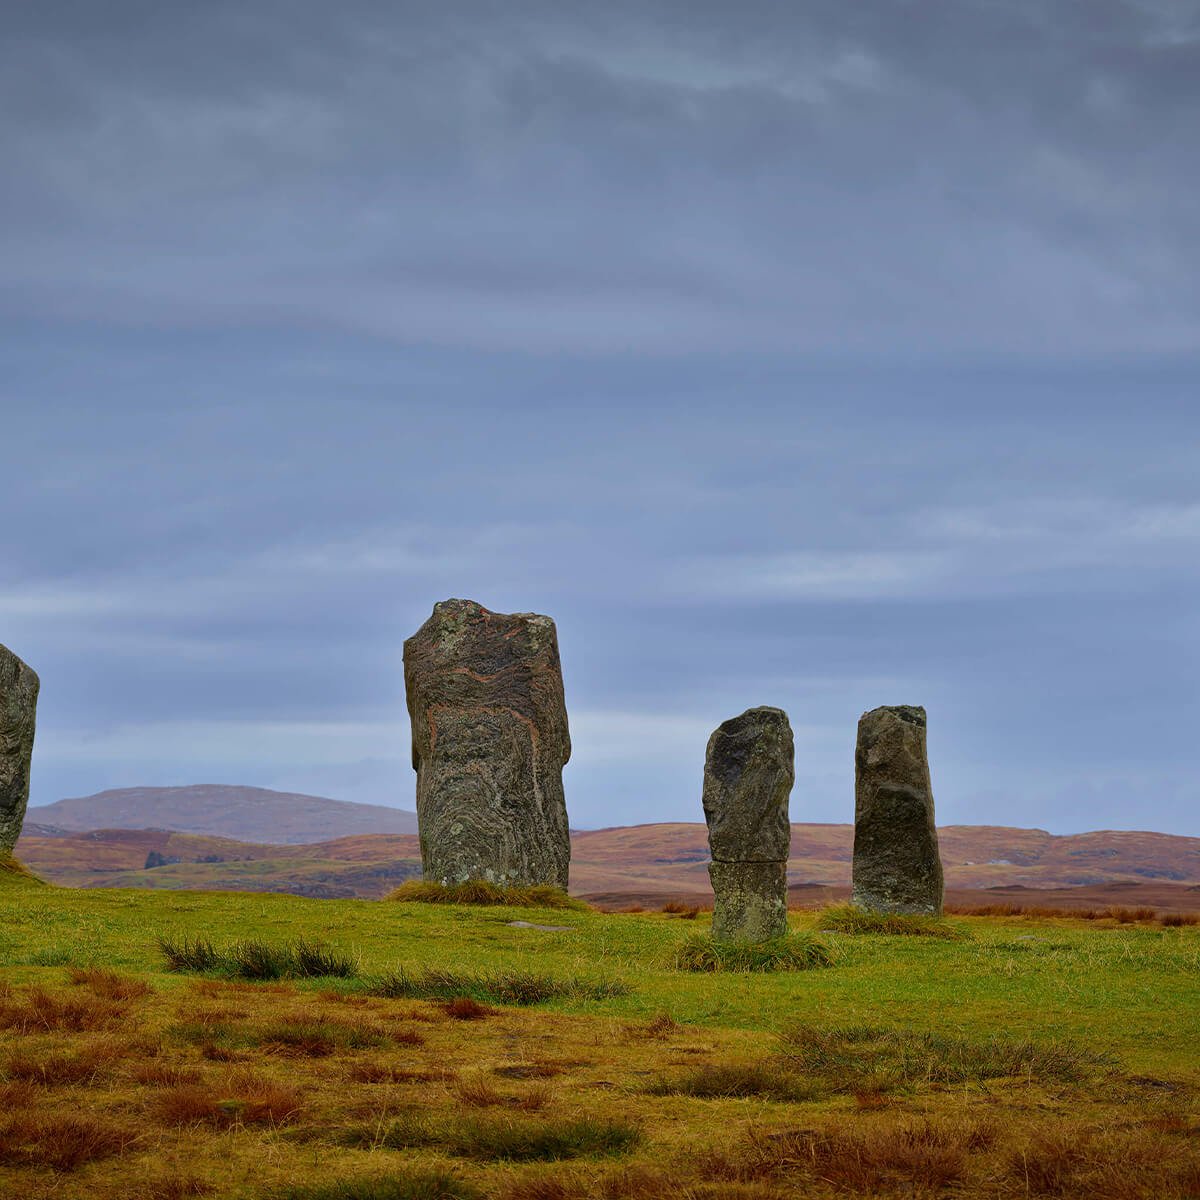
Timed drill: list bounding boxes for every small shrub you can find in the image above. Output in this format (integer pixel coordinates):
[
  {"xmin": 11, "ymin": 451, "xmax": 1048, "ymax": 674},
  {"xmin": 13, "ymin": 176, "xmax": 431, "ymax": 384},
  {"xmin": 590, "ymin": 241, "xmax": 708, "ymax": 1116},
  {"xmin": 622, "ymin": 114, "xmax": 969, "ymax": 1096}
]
[
  {"xmin": 273, "ymin": 1172, "xmax": 483, "ymax": 1200},
  {"xmin": 386, "ymin": 880, "xmax": 585, "ymax": 910},
  {"xmin": 340, "ymin": 1114, "xmax": 640, "ymax": 1162},
  {"xmin": 366, "ymin": 967, "xmax": 627, "ymax": 1006},
  {"xmin": 674, "ymin": 933, "xmax": 833, "ymax": 972},
  {"xmin": 816, "ymin": 904, "xmax": 968, "ymax": 939},
  {"xmin": 1107, "ymin": 905, "xmax": 1158, "ymax": 923}
]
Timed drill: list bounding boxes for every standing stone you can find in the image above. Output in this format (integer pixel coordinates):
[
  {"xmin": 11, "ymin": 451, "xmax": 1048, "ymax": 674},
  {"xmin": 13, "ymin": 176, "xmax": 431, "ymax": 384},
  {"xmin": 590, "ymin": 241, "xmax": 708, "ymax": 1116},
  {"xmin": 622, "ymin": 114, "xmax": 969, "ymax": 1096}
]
[
  {"xmin": 851, "ymin": 705, "xmax": 944, "ymax": 916},
  {"xmin": 403, "ymin": 599, "xmax": 571, "ymax": 889},
  {"xmin": 702, "ymin": 707, "xmax": 794, "ymax": 941},
  {"xmin": 0, "ymin": 644, "xmax": 39, "ymax": 855}
]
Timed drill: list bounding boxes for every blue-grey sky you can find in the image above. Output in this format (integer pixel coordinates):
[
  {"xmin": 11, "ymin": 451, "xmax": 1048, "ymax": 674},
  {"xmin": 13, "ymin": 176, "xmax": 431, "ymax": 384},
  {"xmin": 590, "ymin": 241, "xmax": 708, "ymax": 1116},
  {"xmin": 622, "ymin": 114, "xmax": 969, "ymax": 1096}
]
[{"xmin": 2, "ymin": 1, "xmax": 1198, "ymax": 834}]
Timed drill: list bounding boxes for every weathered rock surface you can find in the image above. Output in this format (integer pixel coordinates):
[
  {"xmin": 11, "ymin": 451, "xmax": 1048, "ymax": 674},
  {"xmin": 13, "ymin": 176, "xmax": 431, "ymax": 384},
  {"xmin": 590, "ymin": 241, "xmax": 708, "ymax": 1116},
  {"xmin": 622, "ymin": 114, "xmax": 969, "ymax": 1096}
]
[
  {"xmin": 851, "ymin": 704, "xmax": 944, "ymax": 915},
  {"xmin": 0, "ymin": 645, "xmax": 39, "ymax": 854},
  {"xmin": 709, "ymin": 860, "xmax": 789, "ymax": 942},
  {"xmin": 702, "ymin": 707, "xmax": 794, "ymax": 941},
  {"xmin": 703, "ymin": 707, "xmax": 794, "ymax": 863},
  {"xmin": 403, "ymin": 599, "xmax": 571, "ymax": 889}
]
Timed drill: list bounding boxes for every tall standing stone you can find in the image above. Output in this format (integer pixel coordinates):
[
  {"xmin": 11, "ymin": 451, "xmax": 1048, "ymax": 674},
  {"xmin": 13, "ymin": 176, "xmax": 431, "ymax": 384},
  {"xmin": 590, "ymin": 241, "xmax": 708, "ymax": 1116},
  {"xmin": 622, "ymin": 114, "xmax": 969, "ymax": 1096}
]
[
  {"xmin": 851, "ymin": 705, "xmax": 944, "ymax": 915},
  {"xmin": 0, "ymin": 644, "xmax": 39, "ymax": 855},
  {"xmin": 702, "ymin": 707, "xmax": 794, "ymax": 941},
  {"xmin": 403, "ymin": 599, "xmax": 571, "ymax": 889}
]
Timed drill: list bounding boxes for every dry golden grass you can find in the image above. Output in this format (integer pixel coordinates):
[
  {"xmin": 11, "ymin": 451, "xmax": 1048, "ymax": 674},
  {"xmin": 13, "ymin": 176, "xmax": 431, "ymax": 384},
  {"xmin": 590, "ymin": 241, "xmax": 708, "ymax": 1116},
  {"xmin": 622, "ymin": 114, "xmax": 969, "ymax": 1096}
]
[{"xmin": 0, "ymin": 916, "xmax": 1196, "ymax": 1199}]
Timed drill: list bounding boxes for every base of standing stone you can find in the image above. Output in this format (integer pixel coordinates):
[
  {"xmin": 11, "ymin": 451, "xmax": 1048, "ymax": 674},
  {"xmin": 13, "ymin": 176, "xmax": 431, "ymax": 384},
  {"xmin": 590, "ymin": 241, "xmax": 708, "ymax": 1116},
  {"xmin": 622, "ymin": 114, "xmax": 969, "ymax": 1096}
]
[
  {"xmin": 708, "ymin": 860, "xmax": 788, "ymax": 942},
  {"xmin": 849, "ymin": 886, "xmax": 942, "ymax": 917}
]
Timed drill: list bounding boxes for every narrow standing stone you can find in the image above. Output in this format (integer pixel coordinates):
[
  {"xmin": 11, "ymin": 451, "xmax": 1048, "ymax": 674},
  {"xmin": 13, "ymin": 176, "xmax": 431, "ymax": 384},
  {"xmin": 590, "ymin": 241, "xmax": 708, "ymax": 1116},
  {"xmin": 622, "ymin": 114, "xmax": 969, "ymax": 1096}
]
[
  {"xmin": 0, "ymin": 644, "xmax": 39, "ymax": 855},
  {"xmin": 403, "ymin": 599, "xmax": 571, "ymax": 889},
  {"xmin": 851, "ymin": 705, "xmax": 944, "ymax": 915},
  {"xmin": 702, "ymin": 706, "xmax": 794, "ymax": 941}
]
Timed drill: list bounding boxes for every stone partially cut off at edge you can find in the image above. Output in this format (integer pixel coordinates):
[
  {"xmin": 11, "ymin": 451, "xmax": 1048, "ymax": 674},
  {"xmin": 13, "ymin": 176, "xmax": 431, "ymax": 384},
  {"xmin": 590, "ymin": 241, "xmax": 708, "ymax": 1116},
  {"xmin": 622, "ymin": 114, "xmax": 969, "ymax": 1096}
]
[
  {"xmin": 0, "ymin": 644, "xmax": 39, "ymax": 855},
  {"xmin": 851, "ymin": 704, "xmax": 944, "ymax": 916},
  {"xmin": 404, "ymin": 599, "xmax": 571, "ymax": 889},
  {"xmin": 709, "ymin": 860, "xmax": 788, "ymax": 942}
]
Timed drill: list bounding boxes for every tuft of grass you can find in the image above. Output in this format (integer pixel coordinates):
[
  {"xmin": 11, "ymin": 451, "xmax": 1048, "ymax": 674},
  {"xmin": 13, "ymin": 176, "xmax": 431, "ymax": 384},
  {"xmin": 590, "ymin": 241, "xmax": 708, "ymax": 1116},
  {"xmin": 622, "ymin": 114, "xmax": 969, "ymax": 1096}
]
[
  {"xmin": 158, "ymin": 935, "xmax": 358, "ymax": 981},
  {"xmin": 779, "ymin": 1023, "xmax": 1112, "ymax": 1089},
  {"xmin": 647, "ymin": 1061, "xmax": 818, "ymax": 1102},
  {"xmin": 386, "ymin": 880, "xmax": 585, "ymax": 910},
  {"xmin": 1159, "ymin": 912, "xmax": 1200, "ymax": 927},
  {"xmin": 817, "ymin": 904, "xmax": 969, "ymax": 939},
  {"xmin": 674, "ymin": 933, "xmax": 833, "ymax": 972},
  {"xmin": 158, "ymin": 934, "xmax": 222, "ymax": 973},
  {"xmin": 0, "ymin": 1112, "xmax": 138, "ymax": 1171},
  {"xmin": 271, "ymin": 1172, "xmax": 483, "ymax": 1200},
  {"xmin": 67, "ymin": 966, "xmax": 154, "ymax": 999},
  {"xmin": 338, "ymin": 1113, "xmax": 641, "ymax": 1162},
  {"xmin": 0, "ymin": 983, "xmax": 128, "ymax": 1032},
  {"xmin": 705, "ymin": 1120, "xmax": 987, "ymax": 1192},
  {"xmin": 365, "ymin": 967, "xmax": 628, "ymax": 1006},
  {"xmin": 254, "ymin": 1015, "xmax": 390, "ymax": 1056},
  {"xmin": 5, "ymin": 1042, "xmax": 112, "ymax": 1086},
  {"xmin": 153, "ymin": 1073, "xmax": 303, "ymax": 1127}
]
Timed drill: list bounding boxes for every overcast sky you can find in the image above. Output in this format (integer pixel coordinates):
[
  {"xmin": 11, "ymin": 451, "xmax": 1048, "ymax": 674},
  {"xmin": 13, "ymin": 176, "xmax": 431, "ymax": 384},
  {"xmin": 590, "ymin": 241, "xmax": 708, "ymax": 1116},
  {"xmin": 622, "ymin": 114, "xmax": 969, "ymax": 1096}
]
[{"xmin": 3, "ymin": 1, "xmax": 1198, "ymax": 835}]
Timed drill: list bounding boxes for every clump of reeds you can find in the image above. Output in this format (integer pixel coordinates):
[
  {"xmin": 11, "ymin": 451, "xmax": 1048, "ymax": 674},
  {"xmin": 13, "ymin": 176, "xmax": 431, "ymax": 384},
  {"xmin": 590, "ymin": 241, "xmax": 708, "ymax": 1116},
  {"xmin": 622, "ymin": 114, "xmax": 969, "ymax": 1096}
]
[{"xmin": 157, "ymin": 935, "xmax": 358, "ymax": 980}]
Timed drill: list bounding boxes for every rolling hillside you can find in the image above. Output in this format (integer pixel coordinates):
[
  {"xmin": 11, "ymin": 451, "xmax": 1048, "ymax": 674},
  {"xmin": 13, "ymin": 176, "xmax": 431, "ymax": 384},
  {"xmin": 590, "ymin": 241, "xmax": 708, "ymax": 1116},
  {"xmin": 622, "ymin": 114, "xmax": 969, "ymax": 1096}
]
[
  {"xmin": 26, "ymin": 784, "xmax": 418, "ymax": 843},
  {"xmin": 15, "ymin": 819, "xmax": 1200, "ymax": 907}
]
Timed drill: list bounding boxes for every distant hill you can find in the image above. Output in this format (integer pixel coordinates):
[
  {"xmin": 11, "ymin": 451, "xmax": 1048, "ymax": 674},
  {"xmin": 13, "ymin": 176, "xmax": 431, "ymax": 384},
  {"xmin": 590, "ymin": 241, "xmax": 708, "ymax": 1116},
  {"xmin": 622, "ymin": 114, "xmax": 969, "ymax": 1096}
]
[
  {"xmin": 14, "ymin": 818, "xmax": 1200, "ymax": 907},
  {"xmin": 26, "ymin": 785, "xmax": 418, "ymax": 844}
]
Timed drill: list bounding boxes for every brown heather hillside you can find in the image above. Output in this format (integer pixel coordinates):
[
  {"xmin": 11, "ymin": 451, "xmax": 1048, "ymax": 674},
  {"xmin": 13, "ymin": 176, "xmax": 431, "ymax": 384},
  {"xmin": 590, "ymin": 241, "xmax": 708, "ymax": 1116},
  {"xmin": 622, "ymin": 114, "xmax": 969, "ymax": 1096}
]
[{"xmin": 15, "ymin": 821, "xmax": 1200, "ymax": 907}]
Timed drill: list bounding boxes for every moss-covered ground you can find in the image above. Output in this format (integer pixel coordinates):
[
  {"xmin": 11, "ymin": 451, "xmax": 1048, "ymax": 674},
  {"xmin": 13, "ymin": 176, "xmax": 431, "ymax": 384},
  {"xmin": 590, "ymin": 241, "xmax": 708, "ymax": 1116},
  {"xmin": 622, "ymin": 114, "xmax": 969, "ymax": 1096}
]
[{"xmin": 0, "ymin": 868, "xmax": 1197, "ymax": 1198}]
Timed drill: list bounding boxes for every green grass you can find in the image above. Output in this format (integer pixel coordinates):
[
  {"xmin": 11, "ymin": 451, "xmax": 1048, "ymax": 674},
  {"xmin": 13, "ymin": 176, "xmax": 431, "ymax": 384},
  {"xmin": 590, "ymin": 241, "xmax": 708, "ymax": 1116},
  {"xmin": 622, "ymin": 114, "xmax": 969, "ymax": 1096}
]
[
  {"xmin": 158, "ymin": 935, "xmax": 358, "ymax": 979},
  {"xmin": 337, "ymin": 1113, "xmax": 642, "ymax": 1161},
  {"xmin": 364, "ymin": 965, "xmax": 629, "ymax": 1004},
  {"xmin": 0, "ymin": 869, "xmax": 1196, "ymax": 1080},
  {"xmin": 817, "ymin": 903, "xmax": 969, "ymax": 939},
  {"xmin": 387, "ymin": 879, "xmax": 585, "ymax": 909},
  {"xmin": 674, "ymin": 932, "xmax": 833, "ymax": 972}
]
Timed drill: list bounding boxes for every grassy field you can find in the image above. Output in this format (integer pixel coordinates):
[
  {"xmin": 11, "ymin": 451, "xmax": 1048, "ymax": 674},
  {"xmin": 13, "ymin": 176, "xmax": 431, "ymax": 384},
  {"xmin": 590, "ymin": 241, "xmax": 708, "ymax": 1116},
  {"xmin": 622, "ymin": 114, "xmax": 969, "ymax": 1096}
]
[{"xmin": 0, "ymin": 865, "xmax": 1197, "ymax": 1198}]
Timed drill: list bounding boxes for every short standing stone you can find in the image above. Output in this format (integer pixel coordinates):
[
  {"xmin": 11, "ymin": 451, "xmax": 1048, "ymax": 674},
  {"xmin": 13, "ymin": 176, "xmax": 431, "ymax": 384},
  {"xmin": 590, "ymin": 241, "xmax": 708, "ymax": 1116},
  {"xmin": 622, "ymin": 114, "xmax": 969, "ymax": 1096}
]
[
  {"xmin": 851, "ymin": 705, "xmax": 944, "ymax": 916},
  {"xmin": 702, "ymin": 707, "xmax": 794, "ymax": 942},
  {"xmin": 403, "ymin": 599, "xmax": 571, "ymax": 889},
  {"xmin": 0, "ymin": 644, "xmax": 39, "ymax": 855}
]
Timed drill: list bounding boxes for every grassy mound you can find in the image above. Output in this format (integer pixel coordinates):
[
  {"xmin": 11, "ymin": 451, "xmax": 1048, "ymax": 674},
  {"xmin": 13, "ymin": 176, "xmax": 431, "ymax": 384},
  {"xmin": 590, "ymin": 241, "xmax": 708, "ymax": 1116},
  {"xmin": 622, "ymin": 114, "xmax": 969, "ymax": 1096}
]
[
  {"xmin": 0, "ymin": 854, "xmax": 45, "ymax": 883},
  {"xmin": 816, "ymin": 903, "xmax": 969, "ymax": 939},
  {"xmin": 674, "ymin": 933, "xmax": 833, "ymax": 972},
  {"xmin": 386, "ymin": 879, "xmax": 585, "ymax": 909}
]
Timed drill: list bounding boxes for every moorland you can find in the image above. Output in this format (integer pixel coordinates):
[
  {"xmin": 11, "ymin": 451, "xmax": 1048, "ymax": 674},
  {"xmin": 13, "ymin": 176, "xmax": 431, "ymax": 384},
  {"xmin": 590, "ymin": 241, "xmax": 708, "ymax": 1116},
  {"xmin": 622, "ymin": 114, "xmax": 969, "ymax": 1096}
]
[{"xmin": 0, "ymin": 862, "xmax": 1197, "ymax": 1199}]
